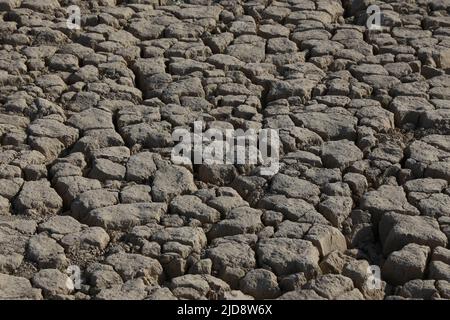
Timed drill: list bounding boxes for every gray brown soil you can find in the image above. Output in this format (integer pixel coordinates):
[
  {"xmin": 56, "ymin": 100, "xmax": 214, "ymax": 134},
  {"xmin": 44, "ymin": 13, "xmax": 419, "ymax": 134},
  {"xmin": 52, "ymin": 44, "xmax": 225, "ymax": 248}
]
[{"xmin": 1, "ymin": 0, "xmax": 450, "ymax": 300}]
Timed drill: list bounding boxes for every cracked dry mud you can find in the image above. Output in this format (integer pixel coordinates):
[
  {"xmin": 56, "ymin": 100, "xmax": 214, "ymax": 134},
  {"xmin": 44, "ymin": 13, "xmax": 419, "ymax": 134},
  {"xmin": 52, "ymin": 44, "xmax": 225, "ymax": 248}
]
[{"xmin": 0, "ymin": 0, "xmax": 450, "ymax": 301}]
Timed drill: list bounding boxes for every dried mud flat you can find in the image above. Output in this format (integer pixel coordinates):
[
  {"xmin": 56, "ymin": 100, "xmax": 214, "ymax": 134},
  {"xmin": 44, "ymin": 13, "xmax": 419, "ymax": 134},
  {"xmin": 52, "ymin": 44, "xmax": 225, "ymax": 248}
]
[{"xmin": 0, "ymin": 0, "xmax": 450, "ymax": 300}]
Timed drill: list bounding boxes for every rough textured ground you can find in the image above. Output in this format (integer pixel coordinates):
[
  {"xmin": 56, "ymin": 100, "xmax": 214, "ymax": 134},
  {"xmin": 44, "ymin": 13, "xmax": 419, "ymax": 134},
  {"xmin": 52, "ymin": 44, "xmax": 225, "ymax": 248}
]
[{"xmin": 0, "ymin": 0, "xmax": 450, "ymax": 300}]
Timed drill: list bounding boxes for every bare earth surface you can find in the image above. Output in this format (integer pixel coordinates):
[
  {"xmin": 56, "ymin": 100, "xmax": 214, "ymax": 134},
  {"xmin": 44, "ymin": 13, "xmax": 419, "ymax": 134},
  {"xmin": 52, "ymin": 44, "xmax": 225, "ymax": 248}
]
[{"xmin": 1, "ymin": 0, "xmax": 450, "ymax": 300}]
